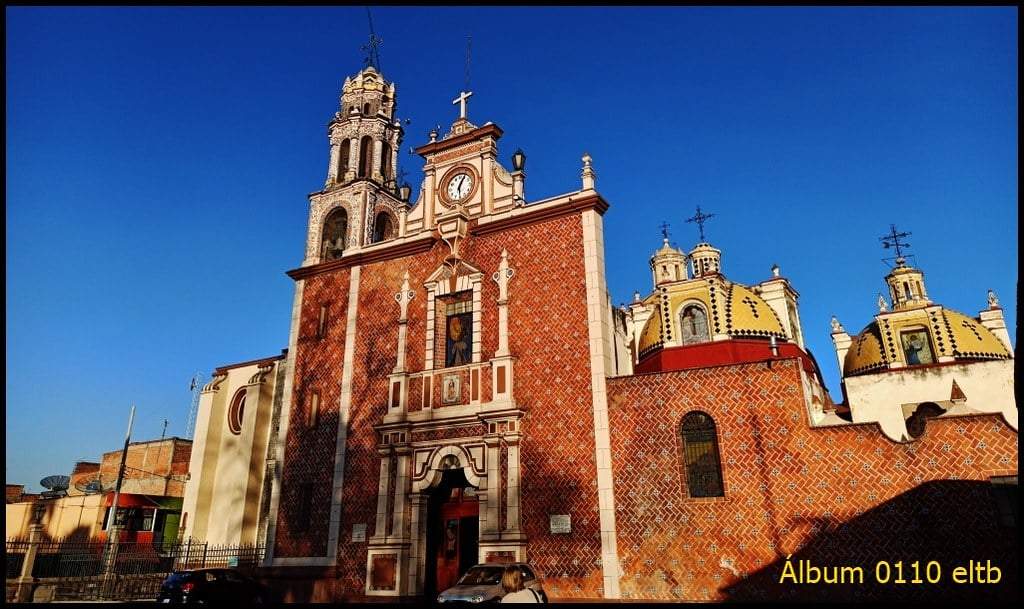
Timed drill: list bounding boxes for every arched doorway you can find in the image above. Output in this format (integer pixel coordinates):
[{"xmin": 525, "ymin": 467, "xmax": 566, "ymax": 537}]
[{"xmin": 423, "ymin": 460, "xmax": 479, "ymax": 598}]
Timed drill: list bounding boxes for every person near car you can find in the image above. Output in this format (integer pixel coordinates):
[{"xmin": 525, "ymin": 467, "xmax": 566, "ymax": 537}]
[{"xmin": 500, "ymin": 565, "xmax": 542, "ymax": 603}]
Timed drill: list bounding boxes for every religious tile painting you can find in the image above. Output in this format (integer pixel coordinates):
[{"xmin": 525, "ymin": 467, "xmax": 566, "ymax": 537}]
[
  {"xmin": 445, "ymin": 299, "xmax": 473, "ymax": 367},
  {"xmin": 900, "ymin": 329, "xmax": 934, "ymax": 365}
]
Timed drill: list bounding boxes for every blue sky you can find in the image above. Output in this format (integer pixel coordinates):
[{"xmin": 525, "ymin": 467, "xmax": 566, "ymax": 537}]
[{"xmin": 6, "ymin": 7, "xmax": 1017, "ymax": 491}]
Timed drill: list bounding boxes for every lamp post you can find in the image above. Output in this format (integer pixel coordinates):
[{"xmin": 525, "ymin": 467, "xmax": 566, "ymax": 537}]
[{"xmin": 511, "ymin": 148, "xmax": 526, "ymax": 172}]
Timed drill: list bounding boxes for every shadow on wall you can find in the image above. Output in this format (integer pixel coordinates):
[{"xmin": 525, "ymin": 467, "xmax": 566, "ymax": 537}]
[{"xmin": 720, "ymin": 479, "xmax": 1018, "ymax": 602}]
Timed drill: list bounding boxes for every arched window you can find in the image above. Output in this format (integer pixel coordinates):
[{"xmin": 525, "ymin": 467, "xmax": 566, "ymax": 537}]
[
  {"xmin": 381, "ymin": 142, "xmax": 392, "ymax": 183},
  {"xmin": 372, "ymin": 211, "xmax": 394, "ymax": 243},
  {"xmin": 358, "ymin": 136, "xmax": 373, "ymax": 178},
  {"xmin": 321, "ymin": 207, "xmax": 349, "ymax": 261},
  {"xmin": 681, "ymin": 412, "xmax": 724, "ymax": 498},
  {"xmin": 363, "ymin": 103, "xmax": 371, "ymax": 115},
  {"xmin": 905, "ymin": 402, "xmax": 946, "ymax": 439},
  {"xmin": 227, "ymin": 389, "xmax": 246, "ymax": 435},
  {"xmin": 338, "ymin": 139, "xmax": 351, "ymax": 178},
  {"xmin": 679, "ymin": 304, "xmax": 710, "ymax": 345}
]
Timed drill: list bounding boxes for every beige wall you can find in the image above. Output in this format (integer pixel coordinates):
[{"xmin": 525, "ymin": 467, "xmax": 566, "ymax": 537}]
[
  {"xmin": 5, "ymin": 494, "xmax": 104, "ymax": 540},
  {"xmin": 182, "ymin": 357, "xmax": 282, "ymax": 545},
  {"xmin": 844, "ymin": 358, "xmax": 1017, "ymax": 441}
]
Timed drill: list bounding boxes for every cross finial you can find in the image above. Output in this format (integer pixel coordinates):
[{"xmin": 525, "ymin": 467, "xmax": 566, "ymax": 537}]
[
  {"xmin": 659, "ymin": 221, "xmax": 671, "ymax": 242},
  {"xmin": 361, "ymin": 7, "xmax": 383, "ymax": 71},
  {"xmin": 879, "ymin": 224, "xmax": 912, "ymax": 265},
  {"xmin": 453, "ymin": 90, "xmax": 473, "ymax": 120},
  {"xmin": 686, "ymin": 205, "xmax": 715, "ymax": 242}
]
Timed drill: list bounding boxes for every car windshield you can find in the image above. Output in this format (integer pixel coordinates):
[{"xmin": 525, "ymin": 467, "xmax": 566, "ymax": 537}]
[{"xmin": 458, "ymin": 566, "xmax": 504, "ymax": 586}]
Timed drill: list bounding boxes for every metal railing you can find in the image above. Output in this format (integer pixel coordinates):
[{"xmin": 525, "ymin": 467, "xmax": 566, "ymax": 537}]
[{"xmin": 6, "ymin": 532, "xmax": 264, "ymax": 602}]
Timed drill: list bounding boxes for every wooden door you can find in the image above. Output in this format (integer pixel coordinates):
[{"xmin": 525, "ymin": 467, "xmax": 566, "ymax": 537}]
[{"xmin": 434, "ymin": 487, "xmax": 479, "ymax": 593}]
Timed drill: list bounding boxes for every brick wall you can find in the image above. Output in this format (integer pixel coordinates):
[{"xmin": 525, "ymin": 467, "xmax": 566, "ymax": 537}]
[
  {"xmin": 98, "ymin": 438, "xmax": 191, "ymax": 497},
  {"xmin": 607, "ymin": 359, "xmax": 1018, "ymax": 601},
  {"xmin": 275, "ymin": 210, "xmax": 606, "ymax": 598}
]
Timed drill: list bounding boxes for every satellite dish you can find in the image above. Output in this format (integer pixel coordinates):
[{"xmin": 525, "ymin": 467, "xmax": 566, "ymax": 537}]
[
  {"xmin": 72, "ymin": 473, "xmax": 111, "ymax": 495},
  {"xmin": 40, "ymin": 475, "xmax": 70, "ymax": 499},
  {"xmin": 40, "ymin": 475, "xmax": 70, "ymax": 492}
]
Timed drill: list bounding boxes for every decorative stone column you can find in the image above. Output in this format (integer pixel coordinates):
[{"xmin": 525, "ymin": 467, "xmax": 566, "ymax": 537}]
[
  {"xmin": 389, "ymin": 273, "xmax": 415, "ymax": 412},
  {"xmin": 491, "ymin": 250, "xmax": 516, "ymax": 404},
  {"xmin": 406, "ymin": 493, "xmax": 428, "ymax": 595},
  {"xmin": 424, "ymin": 167, "xmax": 437, "ymax": 229},
  {"xmin": 480, "ymin": 436, "xmax": 502, "ymax": 540},
  {"xmin": 505, "ymin": 433, "xmax": 523, "ymax": 537},
  {"xmin": 372, "ymin": 449, "xmax": 392, "ymax": 542},
  {"xmin": 327, "ymin": 141, "xmax": 340, "ymax": 184},
  {"xmin": 372, "ymin": 139, "xmax": 384, "ymax": 183},
  {"xmin": 390, "ymin": 445, "xmax": 411, "ymax": 542},
  {"xmin": 346, "ymin": 137, "xmax": 359, "ymax": 182}
]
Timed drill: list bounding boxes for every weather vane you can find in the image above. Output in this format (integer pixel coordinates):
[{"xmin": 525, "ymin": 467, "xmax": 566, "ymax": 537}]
[
  {"xmin": 659, "ymin": 221, "xmax": 671, "ymax": 241},
  {"xmin": 879, "ymin": 224, "xmax": 912, "ymax": 266},
  {"xmin": 686, "ymin": 205, "xmax": 715, "ymax": 242},
  {"xmin": 361, "ymin": 6, "xmax": 383, "ymax": 71}
]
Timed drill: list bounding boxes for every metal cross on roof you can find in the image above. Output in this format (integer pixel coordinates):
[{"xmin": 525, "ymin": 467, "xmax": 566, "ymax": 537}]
[
  {"xmin": 659, "ymin": 221, "xmax": 671, "ymax": 241},
  {"xmin": 879, "ymin": 224, "xmax": 912, "ymax": 263},
  {"xmin": 686, "ymin": 205, "xmax": 715, "ymax": 242},
  {"xmin": 361, "ymin": 7, "xmax": 383, "ymax": 71}
]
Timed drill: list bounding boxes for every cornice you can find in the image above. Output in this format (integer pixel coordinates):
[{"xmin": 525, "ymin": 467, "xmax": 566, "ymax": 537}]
[
  {"xmin": 472, "ymin": 192, "xmax": 609, "ymax": 237},
  {"xmin": 287, "ymin": 235, "xmax": 437, "ymax": 281},
  {"xmin": 414, "ymin": 123, "xmax": 504, "ymax": 157}
]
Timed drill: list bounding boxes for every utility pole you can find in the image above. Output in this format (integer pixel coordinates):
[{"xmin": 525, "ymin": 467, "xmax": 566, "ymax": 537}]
[
  {"xmin": 103, "ymin": 405, "xmax": 135, "ymax": 597},
  {"xmin": 109, "ymin": 405, "xmax": 136, "ymax": 531}
]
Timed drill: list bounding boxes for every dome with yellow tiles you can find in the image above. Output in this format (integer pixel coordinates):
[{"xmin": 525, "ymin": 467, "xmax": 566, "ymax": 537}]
[
  {"xmin": 842, "ymin": 305, "xmax": 1011, "ymax": 377},
  {"xmin": 636, "ymin": 276, "xmax": 788, "ymax": 360}
]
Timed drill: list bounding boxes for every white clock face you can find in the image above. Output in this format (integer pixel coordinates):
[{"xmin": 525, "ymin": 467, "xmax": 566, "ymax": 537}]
[{"xmin": 446, "ymin": 172, "xmax": 474, "ymax": 201}]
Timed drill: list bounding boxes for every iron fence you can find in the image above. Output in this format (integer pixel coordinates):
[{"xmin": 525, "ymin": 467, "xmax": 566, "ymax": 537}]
[
  {"xmin": 5, "ymin": 536, "xmax": 265, "ymax": 601},
  {"xmin": 5, "ymin": 539, "xmax": 30, "ymax": 579}
]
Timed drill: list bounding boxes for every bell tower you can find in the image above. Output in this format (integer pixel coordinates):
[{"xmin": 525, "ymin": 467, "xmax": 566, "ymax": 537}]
[
  {"xmin": 302, "ymin": 64, "xmax": 412, "ymax": 267},
  {"xmin": 326, "ymin": 66, "xmax": 403, "ymax": 189}
]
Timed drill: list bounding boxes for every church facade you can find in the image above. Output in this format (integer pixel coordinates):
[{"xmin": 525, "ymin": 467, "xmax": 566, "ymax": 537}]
[{"xmin": 183, "ymin": 63, "xmax": 1018, "ymax": 602}]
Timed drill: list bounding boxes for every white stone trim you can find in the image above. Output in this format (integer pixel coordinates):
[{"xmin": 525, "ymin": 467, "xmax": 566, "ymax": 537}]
[
  {"xmin": 327, "ymin": 264, "xmax": 362, "ymax": 560},
  {"xmin": 581, "ymin": 209, "xmax": 621, "ymax": 598},
  {"xmin": 411, "ymin": 444, "xmax": 482, "ymax": 493},
  {"xmin": 264, "ymin": 279, "xmax": 305, "ymax": 565},
  {"xmin": 373, "ymin": 455, "xmax": 391, "ymax": 539},
  {"xmin": 505, "ymin": 441, "xmax": 521, "ymax": 533},
  {"xmin": 389, "ymin": 451, "xmax": 410, "ymax": 541}
]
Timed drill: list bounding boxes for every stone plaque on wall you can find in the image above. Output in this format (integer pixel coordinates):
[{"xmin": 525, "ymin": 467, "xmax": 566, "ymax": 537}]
[
  {"xmin": 352, "ymin": 523, "xmax": 366, "ymax": 542},
  {"xmin": 549, "ymin": 514, "xmax": 571, "ymax": 534}
]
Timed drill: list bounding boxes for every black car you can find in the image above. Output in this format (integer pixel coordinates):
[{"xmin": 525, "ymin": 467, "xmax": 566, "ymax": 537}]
[{"xmin": 157, "ymin": 568, "xmax": 268, "ymax": 605}]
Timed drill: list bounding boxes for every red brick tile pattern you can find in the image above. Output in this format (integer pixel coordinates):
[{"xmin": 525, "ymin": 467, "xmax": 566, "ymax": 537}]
[{"xmin": 606, "ymin": 359, "xmax": 1018, "ymax": 601}]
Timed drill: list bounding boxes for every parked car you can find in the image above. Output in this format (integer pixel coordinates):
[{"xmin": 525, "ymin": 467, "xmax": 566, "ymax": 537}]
[
  {"xmin": 437, "ymin": 563, "xmax": 546, "ymax": 603},
  {"xmin": 157, "ymin": 568, "xmax": 269, "ymax": 605}
]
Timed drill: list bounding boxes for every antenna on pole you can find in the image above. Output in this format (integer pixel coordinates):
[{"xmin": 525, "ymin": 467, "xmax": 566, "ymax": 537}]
[
  {"xmin": 465, "ymin": 35, "xmax": 472, "ymax": 92},
  {"xmin": 185, "ymin": 372, "xmax": 204, "ymax": 439},
  {"xmin": 160, "ymin": 418, "xmax": 168, "ymax": 440}
]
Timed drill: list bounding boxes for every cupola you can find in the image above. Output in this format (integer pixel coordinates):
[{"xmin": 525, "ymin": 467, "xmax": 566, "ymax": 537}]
[{"xmin": 650, "ymin": 238, "xmax": 687, "ymax": 286}]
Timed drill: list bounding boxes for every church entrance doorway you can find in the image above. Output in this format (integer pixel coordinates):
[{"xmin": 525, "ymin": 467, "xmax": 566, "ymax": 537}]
[{"xmin": 424, "ymin": 466, "xmax": 479, "ymax": 598}]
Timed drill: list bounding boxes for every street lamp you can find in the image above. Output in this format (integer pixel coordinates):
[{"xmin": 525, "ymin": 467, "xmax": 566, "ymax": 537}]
[{"xmin": 511, "ymin": 149, "xmax": 526, "ymax": 172}]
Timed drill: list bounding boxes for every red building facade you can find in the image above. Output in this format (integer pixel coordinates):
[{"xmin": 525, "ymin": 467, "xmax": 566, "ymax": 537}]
[{"xmin": 252, "ymin": 65, "xmax": 1017, "ymax": 602}]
